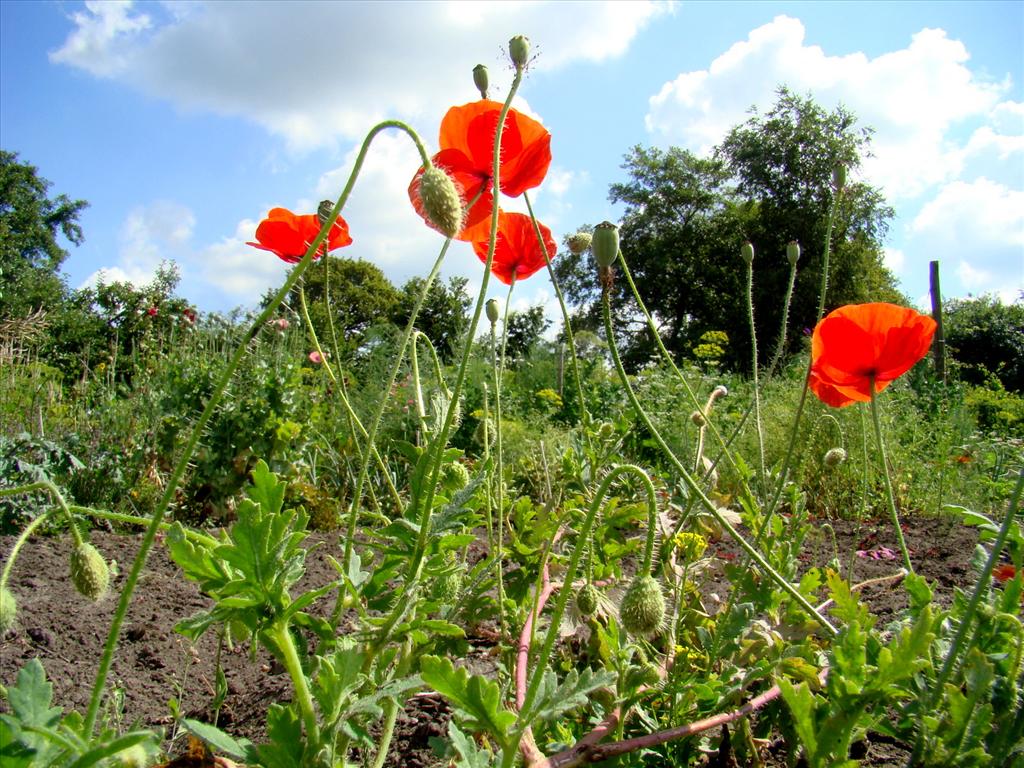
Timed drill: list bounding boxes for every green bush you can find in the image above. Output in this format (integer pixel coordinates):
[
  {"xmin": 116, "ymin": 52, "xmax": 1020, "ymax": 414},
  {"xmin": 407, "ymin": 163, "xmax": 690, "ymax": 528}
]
[{"xmin": 943, "ymin": 294, "xmax": 1024, "ymax": 392}]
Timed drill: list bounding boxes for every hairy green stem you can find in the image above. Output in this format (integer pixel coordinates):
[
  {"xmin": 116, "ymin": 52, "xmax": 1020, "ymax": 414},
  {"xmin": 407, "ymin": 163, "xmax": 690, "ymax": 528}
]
[
  {"xmin": 869, "ymin": 379, "xmax": 914, "ymax": 573},
  {"xmin": 602, "ymin": 290, "xmax": 837, "ymax": 636},
  {"xmin": 270, "ymin": 621, "xmax": 320, "ymax": 745},
  {"xmin": 493, "ymin": 279, "xmax": 516, "ymax": 637},
  {"xmin": 745, "ymin": 257, "xmax": 767, "ymax": 492},
  {"xmin": 0, "ymin": 508, "xmax": 55, "ymax": 594},
  {"xmin": 2, "ymin": 479, "xmax": 83, "ymax": 546}
]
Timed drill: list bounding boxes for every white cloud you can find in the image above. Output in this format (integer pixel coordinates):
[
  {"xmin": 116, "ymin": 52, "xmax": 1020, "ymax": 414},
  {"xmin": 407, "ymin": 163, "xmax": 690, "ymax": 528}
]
[
  {"xmin": 196, "ymin": 219, "xmax": 290, "ymax": 301},
  {"xmin": 51, "ymin": 0, "xmax": 671, "ymax": 151},
  {"xmin": 50, "ymin": 0, "xmax": 151, "ymax": 77},
  {"xmin": 883, "ymin": 246, "xmax": 905, "ymax": 275},
  {"xmin": 907, "ymin": 178, "xmax": 1024, "ymax": 297},
  {"xmin": 645, "ymin": 16, "xmax": 1011, "ymax": 199}
]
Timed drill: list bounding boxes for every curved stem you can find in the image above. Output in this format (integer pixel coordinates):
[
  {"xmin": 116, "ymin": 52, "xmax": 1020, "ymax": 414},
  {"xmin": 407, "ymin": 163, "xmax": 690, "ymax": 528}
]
[
  {"xmin": 82, "ymin": 118, "xmax": 407, "ymax": 737},
  {"xmin": 602, "ymin": 290, "xmax": 837, "ymax": 637},
  {"xmin": 0, "ymin": 508, "xmax": 55, "ymax": 594},
  {"xmin": 2, "ymin": 479, "xmax": 83, "ymax": 546},
  {"xmin": 493, "ymin": 280, "xmax": 516, "ymax": 636},
  {"xmin": 270, "ymin": 621, "xmax": 320, "ymax": 745},
  {"xmin": 745, "ymin": 257, "xmax": 767, "ymax": 492},
  {"xmin": 868, "ymin": 378, "xmax": 913, "ymax": 574}
]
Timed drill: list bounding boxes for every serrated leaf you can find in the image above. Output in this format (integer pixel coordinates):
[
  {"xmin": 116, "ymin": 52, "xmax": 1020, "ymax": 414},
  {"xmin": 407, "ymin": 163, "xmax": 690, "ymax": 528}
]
[
  {"xmin": 447, "ymin": 721, "xmax": 494, "ymax": 768},
  {"xmin": 6, "ymin": 660, "xmax": 61, "ymax": 731},
  {"xmin": 418, "ymin": 619, "xmax": 466, "ymax": 637},
  {"xmin": 247, "ymin": 459, "xmax": 286, "ymax": 516},
  {"xmin": 420, "ymin": 656, "xmax": 515, "ymax": 740},
  {"xmin": 181, "ymin": 719, "xmax": 255, "ymax": 761},
  {"xmin": 523, "ymin": 667, "xmax": 617, "ymax": 724},
  {"xmin": 255, "ymin": 704, "xmax": 304, "ymax": 767},
  {"xmin": 777, "ymin": 678, "xmax": 818, "ymax": 760}
]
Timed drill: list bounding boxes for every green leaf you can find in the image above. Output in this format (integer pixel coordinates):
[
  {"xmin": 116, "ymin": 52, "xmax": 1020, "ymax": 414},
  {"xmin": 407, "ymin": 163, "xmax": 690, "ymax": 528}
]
[
  {"xmin": 420, "ymin": 656, "xmax": 516, "ymax": 740},
  {"xmin": 447, "ymin": 721, "xmax": 494, "ymax": 768},
  {"xmin": 255, "ymin": 704, "xmax": 304, "ymax": 768},
  {"xmin": 247, "ymin": 459, "xmax": 286, "ymax": 516},
  {"xmin": 7, "ymin": 659, "xmax": 61, "ymax": 731},
  {"xmin": 522, "ymin": 668, "xmax": 617, "ymax": 724},
  {"xmin": 777, "ymin": 678, "xmax": 818, "ymax": 762},
  {"xmin": 180, "ymin": 719, "xmax": 255, "ymax": 761}
]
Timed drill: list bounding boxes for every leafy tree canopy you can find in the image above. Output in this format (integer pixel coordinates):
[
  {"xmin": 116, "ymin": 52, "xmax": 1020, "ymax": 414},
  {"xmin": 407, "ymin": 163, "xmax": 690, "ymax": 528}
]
[
  {"xmin": 555, "ymin": 88, "xmax": 903, "ymax": 371},
  {"xmin": 943, "ymin": 293, "xmax": 1024, "ymax": 392},
  {"xmin": 0, "ymin": 150, "xmax": 88, "ymax": 319},
  {"xmin": 393, "ymin": 276, "xmax": 471, "ymax": 362},
  {"xmin": 505, "ymin": 304, "xmax": 551, "ymax": 362}
]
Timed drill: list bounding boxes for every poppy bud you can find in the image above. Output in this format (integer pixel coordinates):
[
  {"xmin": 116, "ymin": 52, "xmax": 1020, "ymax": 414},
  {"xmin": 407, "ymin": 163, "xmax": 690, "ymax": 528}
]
[
  {"xmin": 575, "ymin": 583, "xmax": 600, "ymax": 616},
  {"xmin": 509, "ymin": 35, "xmax": 530, "ymax": 69},
  {"xmin": 472, "ymin": 64, "xmax": 489, "ymax": 99},
  {"xmin": 567, "ymin": 232, "xmax": 592, "ymax": 255},
  {"xmin": 710, "ymin": 385, "xmax": 728, "ymax": 401},
  {"xmin": 486, "ymin": 298, "xmax": 500, "ymax": 324},
  {"xmin": 0, "ymin": 587, "xmax": 16, "ymax": 633},
  {"xmin": 591, "ymin": 221, "xmax": 619, "ymax": 268},
  {"xmin": 832, "ymin": 165, "xmax": 847, "ymax": 190},
  {"xmin": 786, "ymin": 241, "xmax": 801, "ymax": 267},
  {"xmin": 823, "ymin": 447, "xmax": 847, "ymax": 469},
  {"xmin": 620, "ymin": 575, "xmax": 665, "ymax": 637},
  {"xmin": 70, "ymin": 542, "xmax": 110, "ymax": 601},
  {"xmin": 317, "ymin": 200, "xmax": 334, "ymax": 226},
  {"xmin": 740, "ymin": 241, "xmax": 754, "ymax": 265},
  {"xmin": 418, "ymin": 166, "xmax": 465, "ymax": 239},
  {"xmin": 690, "ymin": 410, "xmax": 706, "ymax": 427}
]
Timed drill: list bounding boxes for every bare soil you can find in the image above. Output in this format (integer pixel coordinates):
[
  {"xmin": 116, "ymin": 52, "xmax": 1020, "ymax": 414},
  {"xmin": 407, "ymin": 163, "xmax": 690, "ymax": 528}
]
[{"xmin": 0, "ymin": 514, "xmax": 981, "ymax": 767}]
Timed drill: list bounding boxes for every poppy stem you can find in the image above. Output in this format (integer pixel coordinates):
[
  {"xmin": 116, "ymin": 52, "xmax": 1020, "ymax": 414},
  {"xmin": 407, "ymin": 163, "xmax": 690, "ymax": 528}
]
[
  {"xmin": 602, "ymin": 290, "xmax": 838, "ymax": 637},
  {"xmin": 744, "ymin": 251, "xmax": 767, "ymax": 494},
  {"xmin": 492, "ymin": 279, "xmax": 516, "ymax": 638},
  {"xmin": 868, "ymin": 378, "xmax": 914, "ymax": 574}
]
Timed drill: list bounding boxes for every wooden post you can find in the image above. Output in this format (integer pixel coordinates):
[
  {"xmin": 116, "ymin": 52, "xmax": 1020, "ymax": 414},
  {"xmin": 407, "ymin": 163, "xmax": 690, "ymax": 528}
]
[{"xmin": 929, "ymin": 260, "xmax": 946, "ymax": 382}]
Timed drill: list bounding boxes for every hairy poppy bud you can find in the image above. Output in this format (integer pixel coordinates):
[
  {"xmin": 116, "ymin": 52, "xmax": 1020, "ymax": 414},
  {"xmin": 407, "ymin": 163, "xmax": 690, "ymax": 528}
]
[
  {"xmin": 740, "ymin": 241, "xmax": 754, "ymax": 265},
  {"xmin": 486, "ymin": 298, "xmax": 500, "ymax": 324},
  {"xmin": 0, "ymin": 587, "xmax": 16, "ymax": 633},
  {"xmin": 690, "ymin": 410, "xmax": 706, "ymax": 427},
  {"xmin": 575, "ymin": 583, "xmax": 600, "ymax": 616},
  {"xmin": 567, "ymin": 232, "xmax": 592, "ymax": 255},
  {"xmin": 620, "ymin": 575, "xmax": 665, "ymax": 637},
  {"xmin": 439, "ymin": 461, "xmax": 470, "ymax": 493},
  {"xmin": 786, "ymin": 241, "xmax": 801, "ymax": 267},
  {"xmin": 433, "ymin": 566, "xmax": 463, "ymax": 603},
  {"xmin": 591, "ymin": 221, "xmax": 619, "ymax": 268},
  {"xmin": 833, "ymin": 165, "xmax": 847, "ymax": 190},
  {"xmin": 418, "ymin": 166, "xmax": 464, "ymax": 238},
  {"xmin": 823, "ymin": 447, "xmax": 847, "ymax": 469},
  {"xmin": 70, "ymin": 542, "xmax": 110, "ymax": 601},
  {"xmin": 509, "ymin": 35, "xmax": 530, "ymax": 69},
  {"xmin": 473, "ymin": 64, "xmax": 489, "ymax": 99}
]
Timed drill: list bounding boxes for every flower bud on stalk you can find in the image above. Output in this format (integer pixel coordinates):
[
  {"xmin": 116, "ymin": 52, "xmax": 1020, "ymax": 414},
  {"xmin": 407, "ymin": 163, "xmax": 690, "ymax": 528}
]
[
  {"xmin": 509, "ymin": 35, "xmax": 530, "ymax": 69},
  {"xmin": 70, "ymin": 542, "xmax": 111, "ymax": 601},
  {"xmin": 786, "ymin": 241, "xmax": 801, "ymax": 267},
  {"xmin": 823, "ymin": 447, "xmax": 847, "ymax": 469},
  {"xmin": 620, "ymin": 574, "xmax": 666, "ymax": 637},
  {"xmin": 473, "ymin": 64, "xmax": 489, "ymax": 99},
  {"xmin": 740, "ymin": 241, "xmax": 754, "ymax": 266},
  {"xmin": 317, "ymin": 200, "xmax": 335, "ymax": 226},
  {"xmin": 0, "ymin": 587, "xmax": 16, "ymax": 633},
  {"xmin": 575, "ymin": 583, "xmax": 600, "ymax": 616},
  {"xmin": 567, "ymin": 231, "xmax": 592, "ymax": 255},
  {"xmin": 690, "ymin": 410, "xmax": 706, "ymax": 428},
  {"xmin": 418, "ymin": 165, "xmax": 464, "ymax": 239},
  {"xmin": 486, "ymin": 298, "xmax": 500, "ymax": 325},
  {"xmin": 833, "ymin": 165, "xmax": 847, "ymax": 190}
]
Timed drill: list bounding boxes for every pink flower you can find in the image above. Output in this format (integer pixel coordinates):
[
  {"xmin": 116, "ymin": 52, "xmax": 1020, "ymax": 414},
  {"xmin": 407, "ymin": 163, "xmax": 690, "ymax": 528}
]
[
  {"xmin": 182, "ymin": 308, "xmax": 196, "ymax": 324},
  {"xmin": 308, "ymin": 351, "xmax": 323, "ymax": 365},
  {"xmin": 147, "ymin": 307, "xmax": 158, "ymax": 317},
  {"xmin": 275, "ymin": 318, "xmax": 290, "ymax": 330}
]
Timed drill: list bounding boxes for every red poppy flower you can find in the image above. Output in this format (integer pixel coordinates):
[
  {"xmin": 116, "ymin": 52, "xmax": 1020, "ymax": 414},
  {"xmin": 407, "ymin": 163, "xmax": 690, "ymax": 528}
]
[
  {"xmin": 147, "ymin": 306, "xmax": 158, "ymax": 317},
  {"xmin": 472, "ymin": 211, "xmax": 555, "ymax": 286},
  {"xmin": 410, "ymin": 100, "xmax": 551, "ymax": 241},
  {"xmin": 247, "ymin": 207, "xmax": 353, "ymax": 264},
  {"xmin": 993, "ymin": 563, "xmax": 1018, "ymax": 583},
  {"xmin": 809, "ymin": 303, "xmax": 937, "ymax": 407}
]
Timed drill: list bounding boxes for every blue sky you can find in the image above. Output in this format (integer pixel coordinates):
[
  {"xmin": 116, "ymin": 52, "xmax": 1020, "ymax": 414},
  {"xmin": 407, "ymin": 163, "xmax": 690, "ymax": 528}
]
[{"xmin": 2, "ymin": 0, "xmax": 1022, "ymax": 325}]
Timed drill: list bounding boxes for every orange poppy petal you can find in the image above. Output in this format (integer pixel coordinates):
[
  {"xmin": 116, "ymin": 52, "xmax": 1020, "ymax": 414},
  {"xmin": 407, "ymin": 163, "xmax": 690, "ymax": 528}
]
[
  {"xmin": 808, "ymin": 369, "xmax": 861, "ymax": 408},
  {"xmin": 472, "ymin": 211, "xmax": 555, "ymax": 286}
]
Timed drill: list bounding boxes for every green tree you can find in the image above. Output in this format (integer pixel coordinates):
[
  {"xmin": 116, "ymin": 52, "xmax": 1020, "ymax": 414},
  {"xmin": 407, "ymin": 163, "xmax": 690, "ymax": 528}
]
[
  {"xmin": 556, "ymin": 89, "xmax": 902, "ymax": 371},
  {"xmin": 505, "ymin": 304, "xmax": 551, "ymax": 361},
  {"xmin": 284, "ymin": 256, "xmax": 401, "ymax": 359},
  {"xmin": 0, "ymin": 151, "xmax": 88, "ymax": 319},
  {"xmin": 393, "ymin": 275, "xmax": 471, "ymax": 362},
  {"xmin": 943, "ymin": 294, "xmax": 1024, "ymax": 391}
]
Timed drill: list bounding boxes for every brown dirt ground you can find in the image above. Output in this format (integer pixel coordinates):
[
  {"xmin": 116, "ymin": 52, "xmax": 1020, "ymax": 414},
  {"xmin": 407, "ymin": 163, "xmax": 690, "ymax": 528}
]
[{"xmin": 0, "ymin": 514, "xmax": 984, "ymax": 767}]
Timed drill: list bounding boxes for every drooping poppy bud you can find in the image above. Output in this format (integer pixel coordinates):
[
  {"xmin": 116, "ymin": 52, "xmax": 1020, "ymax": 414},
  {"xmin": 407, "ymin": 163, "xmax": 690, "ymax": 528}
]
[
  {"xmin": 317, "ymin": 200, "xmax": 335, "ymax": 226},
  {"xmin": 486, "ymin": 298, "xmax": 500, "ymax": 325},
  {"xmin": 620, "ymin": 574, "xmax": 665, "ymax": 637},
  {"xmin": 70, "ymin": 542, "xmax": 110, "ymax": 601},
  {"xmin": 690, "ymin": 410, "xmax": 706, "ymax": 427},
  {"xmin": 567, "ymin": 231, "xmax": 592, "ymax": 255},
  {"xmin": 472, "ymin": 64, "xmax": 489, "ymax": 100},
  {"xmin": 823, "ymin": 447, "xmax": 847, "ymax": 469},
  {"xmin": 509, "ymin": 35, "xmax": 530, "ymax": 69},
  {"xmin": 591, "ymin": 221, "xmax": 619, "ymax": 268},
  {"xmin": 418, "ymin": 165, "xmax": 465, "ymax": 239},
  {"xmin": 786, "ymin": 241, "xmax": 801, "ymax": 267},
  {"xmin": 740, "ymin": 241, "xmax": 754, "ymax": 266}
]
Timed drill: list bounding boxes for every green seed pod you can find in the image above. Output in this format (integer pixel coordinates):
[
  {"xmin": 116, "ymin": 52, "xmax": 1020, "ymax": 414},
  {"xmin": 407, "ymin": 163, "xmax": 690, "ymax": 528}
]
[
  {"xmin": 70, "ymin": 542, "xmax": 110, "ymax": 601},
  {"xmin": 433, "ymin": 566, "xmax": 463, "ymax": 603},
  {"xmin": 567, "ymin": 232, "xmax": 592, "ymax": 255},
  {"xmin": 509, "ymin": 35, "xmax": 530, "ymax": 69},
  {"xmin": 833, "ymin": 165, "xmax": 847, "ymax": 190},
  {"xmin": 418, "ymin": 165, "xmax": 464, "ymax": 238},
  {"xmin": 474, "ymin": 416, "xmax": 496, "ymax": 449},
  {"xmin": 486, "ymin": 298, "xmax": 500, "ymax": 324},
  {"xmin": 439, "ymin": 461, "xmax": 470, "ymax": 493},
  {"xmin": 740, "ymin": 241, "xmax": 754, "ymax": 266},
  {"xmin": 823, "ymin": 447, "xmax": 847, "ymax": 469},
  {"xmin": 575, "ymin": 583, "xmax": 600, "ymax": 616},
  {"xmin": 619, "ymin": 575, "xmax": 665, "ymax": 637},
  {"xmin": 786, "ymin": 241, "xmax": 801, "ymax": 267},
  {"xmin": 472, "ymin": 64, "xmax": 489, "ymax": 99},
  {"xmin": 0, "ymin": 587, "xmax": 16, "ymax": 633},
  {"xmin": 591, "ymin": 221, "xmax": 619, "ymax": 269}
]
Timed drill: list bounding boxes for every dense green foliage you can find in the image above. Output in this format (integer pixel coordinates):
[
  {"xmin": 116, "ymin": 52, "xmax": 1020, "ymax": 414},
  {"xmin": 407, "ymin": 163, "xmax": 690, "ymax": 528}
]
[{"xmin": 943, "ymin": 293, "xmax": 1024, "ymax": 392}]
